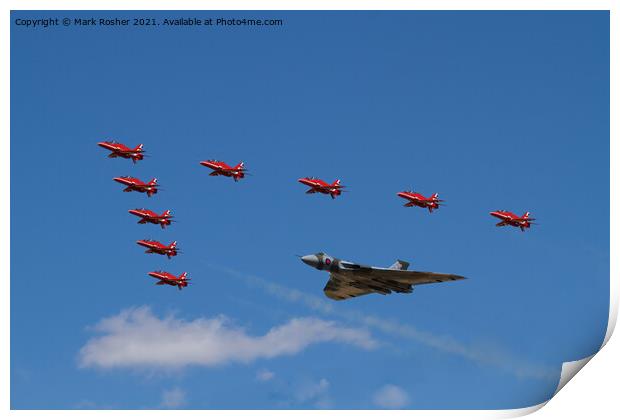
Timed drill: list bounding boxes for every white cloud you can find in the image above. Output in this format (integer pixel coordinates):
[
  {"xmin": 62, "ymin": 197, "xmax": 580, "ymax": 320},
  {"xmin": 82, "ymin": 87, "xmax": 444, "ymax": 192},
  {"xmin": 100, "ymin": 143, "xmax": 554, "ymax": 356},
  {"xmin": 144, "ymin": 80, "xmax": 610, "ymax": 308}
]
[
  {"xmin": 160, "ymin": 387, "xmax": 186, "ymax": 409},
  {"xmin": 295, "ymin": 378, "xmax": 332, "ymax": 408},
  {"xmin": 296, "ymin": 378, "xmax": 329, "ymax": 402},
  {"xmin": 372, "ymin": 384, "xmax": 410, "ymax": 409},
  {"xmin": 256, "ymin": 368, "xmax": 275, "ymax": 382},
  {"xmin": 78, "ymin": 306, "xmax": 376, "ymax": 369}
]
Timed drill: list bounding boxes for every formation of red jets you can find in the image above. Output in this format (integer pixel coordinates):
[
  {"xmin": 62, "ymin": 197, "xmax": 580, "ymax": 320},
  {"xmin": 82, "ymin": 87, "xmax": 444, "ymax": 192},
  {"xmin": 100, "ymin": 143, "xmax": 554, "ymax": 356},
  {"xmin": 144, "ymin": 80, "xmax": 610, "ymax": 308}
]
[
  {"xmin": 98, "ymin": 142, "xmax": 187, "ymax": 289},
  {"xmin": 98, "ymin": 139, "xmax": 537, "ymax": 288}
]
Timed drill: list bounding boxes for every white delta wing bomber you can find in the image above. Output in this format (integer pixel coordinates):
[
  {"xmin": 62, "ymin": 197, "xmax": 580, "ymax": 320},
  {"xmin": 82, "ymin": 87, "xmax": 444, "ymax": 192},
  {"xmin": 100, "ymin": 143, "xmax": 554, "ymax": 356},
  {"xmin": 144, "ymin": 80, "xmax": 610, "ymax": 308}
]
[{"xmin": 300, "ymin": 252, "xmax": 465, "ymax": 301}]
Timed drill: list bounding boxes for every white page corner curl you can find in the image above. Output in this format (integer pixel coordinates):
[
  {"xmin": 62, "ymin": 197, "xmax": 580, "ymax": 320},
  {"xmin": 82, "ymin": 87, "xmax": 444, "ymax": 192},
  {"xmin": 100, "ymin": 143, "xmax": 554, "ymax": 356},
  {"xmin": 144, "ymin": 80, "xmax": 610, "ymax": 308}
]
[{"xmin": 554, "ymin": 355, "xmax": 596, "ymax": 396}]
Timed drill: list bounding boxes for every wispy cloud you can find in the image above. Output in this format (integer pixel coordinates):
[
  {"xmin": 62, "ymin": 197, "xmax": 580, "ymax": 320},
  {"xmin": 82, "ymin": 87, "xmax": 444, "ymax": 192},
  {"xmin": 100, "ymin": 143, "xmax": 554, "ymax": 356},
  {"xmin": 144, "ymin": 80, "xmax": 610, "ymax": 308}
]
[
  {"xmin": 211, "ymin": 265, "xmax": 558, "ymax": 380},
  {"xmin": 78, "ymin": 306, "xmax": 376, "ymax": 369},
  {"xmin": 373, "ymin": 384, "xmax": 410, "ymax": 409},
  {"xmin": 256, "ymin": 368, "xmax": 275, "ymax": 382},
  {"xmin": 295, "ymin": 378, "xmax": 332, "ymax": 408},
  {"xmin": 160, "ymin": 387, "xmax": 187, "ymax": 409}
]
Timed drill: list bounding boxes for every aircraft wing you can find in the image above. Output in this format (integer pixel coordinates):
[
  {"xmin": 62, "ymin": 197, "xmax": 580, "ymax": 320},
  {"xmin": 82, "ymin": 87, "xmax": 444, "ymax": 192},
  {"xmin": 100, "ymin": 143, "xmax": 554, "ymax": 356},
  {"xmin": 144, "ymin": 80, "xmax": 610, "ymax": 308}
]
[
  {"xmin": 323, "ymin": 273, "xmax": 374, "ymax": 301},
  {"xmin": 323, "ymin": 270, "xmax": 426, "ymax": 300},
  {"xmin": 364, "ymin": 268, "xmax": 466, "ymax": 286}
]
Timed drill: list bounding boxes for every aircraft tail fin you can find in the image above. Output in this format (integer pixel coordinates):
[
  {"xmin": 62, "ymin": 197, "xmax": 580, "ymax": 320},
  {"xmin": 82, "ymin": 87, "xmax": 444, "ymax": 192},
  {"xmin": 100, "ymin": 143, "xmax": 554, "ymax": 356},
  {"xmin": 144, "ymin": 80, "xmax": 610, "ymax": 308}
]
[
  {"xmin": 234, "ymin": 162, "xmax": 244, "ymax": 170},
  {"xmin": 135, "ymin": 143, "xmax": 144, "ymax": 151},
  {"xmin": 170, "ymin": 241, "xmax": 177, "ymax": 249},
  {"xmin": 148, "ymin": 178, "xmax": 158, "ymax": 185},
  {"xmin": 179, "ymin": 272, "xmax": 188, "ymax": 280},
  {"xmin": 431, "ymin": 193, "xmax": 439, "ymax": 200},
  {"xmin": 522, "ymin": 211, "xmax": 530, "ymax": 219},
  {"xmin": 333, "ymin": 179, "xmax": 341, "ymax": 187},
  {"xmin": 389, "ymin": 260, "xmax": 410, "ymax": 270},
  {"xmin": 162, "ymin": 210, "xmax": 171, "ymax": 217}
]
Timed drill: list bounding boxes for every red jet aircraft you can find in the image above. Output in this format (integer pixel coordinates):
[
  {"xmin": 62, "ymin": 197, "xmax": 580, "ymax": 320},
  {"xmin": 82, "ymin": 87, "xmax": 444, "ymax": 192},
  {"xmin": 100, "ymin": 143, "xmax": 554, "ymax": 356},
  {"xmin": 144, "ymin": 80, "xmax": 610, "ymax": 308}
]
[
  {"xmin": 97, "ymin": 141, "xmax": 145, "ymax": 163},
  {"xmin": 137, "ymin": 240, "xmax": 178, "ymax": 259},
  {"xmin": 128, "ymin": 208, "xmax": 173, "ymax": 229},
  {"xmin": 490, "ymin": 210, "xmax": 536, "ymax": 232},
  {"xmin": 113, "ymin": 176, "xmax": 159, "ymax": 197},
  {"xmin": 200, "ymin": 160, "xmax": 247, "ymax": 182},
  {"xmin": 298, "ymin": 177, "xmax": 345, "ymax": 199},
  {"xmin": 397, "ymin": 190, "xmax": 444, "ymax": 213},
  {"xmin": 148, "ymin": 271, "xmax": 190, "ymax": 290}
]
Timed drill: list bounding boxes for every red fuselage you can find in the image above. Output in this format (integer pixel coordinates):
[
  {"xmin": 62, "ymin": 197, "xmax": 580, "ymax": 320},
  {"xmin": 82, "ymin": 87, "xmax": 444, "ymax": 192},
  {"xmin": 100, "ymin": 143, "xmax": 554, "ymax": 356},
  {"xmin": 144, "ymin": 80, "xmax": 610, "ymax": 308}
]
[
  {"xmin": 148, "ymin": 271, "xmax": 189, "ymax": 290},
  {"xmin": 98, "ymin": 141, "xmax": 144, "ymax": 163},
  {"xmin": 113, "ymin": 177, "xmax": 158, "ymax": 197},
  {"xmin": 490, "ymin": 210, "xmax": 533, "ymax": 231},
  {"xmin": 397, "ymin": 191, "xmax": 441, "ymax": 213},
  {"xmin": 200, "ymin": 160, "xmax": 246, "ymax": 181},
  {"xmin": 128, "ymin": 209, "xmax": 172, "ymax": 229},
  {"xmin": 137, "ymin": 240, "xmax": 178, "ymax": 259},
  {"xmin": 298, "ymin": 178, "xmax": 343, "ymax": 199}
]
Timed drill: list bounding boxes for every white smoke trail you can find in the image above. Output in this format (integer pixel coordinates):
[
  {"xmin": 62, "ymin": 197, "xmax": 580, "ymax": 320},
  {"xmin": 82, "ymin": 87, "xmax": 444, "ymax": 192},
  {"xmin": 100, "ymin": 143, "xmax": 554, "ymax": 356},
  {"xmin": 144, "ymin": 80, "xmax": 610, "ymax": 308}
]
[{"xmin": 210, "ymin": 264, "xmax": 558, "ymax": 381}]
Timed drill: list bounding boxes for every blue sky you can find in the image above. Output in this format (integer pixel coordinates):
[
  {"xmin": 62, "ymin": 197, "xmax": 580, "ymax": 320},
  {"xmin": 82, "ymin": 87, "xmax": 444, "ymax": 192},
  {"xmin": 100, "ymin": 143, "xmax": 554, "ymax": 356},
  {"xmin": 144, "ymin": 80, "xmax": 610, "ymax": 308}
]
[{"xmin": 11, "ymin": 11, "xmax": 609, "ymax": 409}]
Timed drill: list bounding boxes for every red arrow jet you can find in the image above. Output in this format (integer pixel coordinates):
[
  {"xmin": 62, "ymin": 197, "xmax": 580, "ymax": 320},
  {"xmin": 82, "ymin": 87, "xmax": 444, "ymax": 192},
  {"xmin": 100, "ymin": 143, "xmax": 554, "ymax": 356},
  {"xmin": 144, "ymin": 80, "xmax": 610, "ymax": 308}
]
[
  {"xmin": 200, "ymin": 160, "xmax": 247, "ymax": 182},
  {"xmin": 137, "ymin": 240, "xmax": 178, "ymax": 259},
  {"xmin": 490, "ymin": 210, "xmax": 536, "ymax": 232},
  {"xmin": 397, "ymin": 190, "xmax": 443, "ymax": 213},
  {"xmin": 113, "ymin": 176, "xmax": 159, "ymax": 197},
  {"xmin": 148, "ymin": 271, "xmax": 190, "ymax": 290},
  {"xmin": 298, "ymin": 177, "xmax": 345, "ymax": 199},
  {"xmin": 128, "ymin": 209, "xmax": 173, "ymax": 229},
  {"xmin": 97, "ymin": 141, "xmax": 145, "ymax": 163}
]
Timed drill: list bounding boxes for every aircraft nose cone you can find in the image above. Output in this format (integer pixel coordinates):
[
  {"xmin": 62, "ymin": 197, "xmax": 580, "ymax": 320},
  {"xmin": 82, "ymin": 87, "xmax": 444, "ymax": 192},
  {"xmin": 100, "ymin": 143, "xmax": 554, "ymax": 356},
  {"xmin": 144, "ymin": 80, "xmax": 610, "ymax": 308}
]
[
  {"xmin": 113, "ymin": 177, "xmax": 123, "ymax": 182},
  {"xmin": 301, "ymin": 254, "xmax": 319, "ymax": 268}
]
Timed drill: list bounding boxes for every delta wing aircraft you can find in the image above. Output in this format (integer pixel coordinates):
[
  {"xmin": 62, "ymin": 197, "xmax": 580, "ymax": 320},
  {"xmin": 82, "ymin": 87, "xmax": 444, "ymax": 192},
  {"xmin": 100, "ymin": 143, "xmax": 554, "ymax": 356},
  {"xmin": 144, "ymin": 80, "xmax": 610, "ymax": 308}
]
[{"xmin": 301, "ymin": 252, "xmax": 465, "ymax": 300}]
